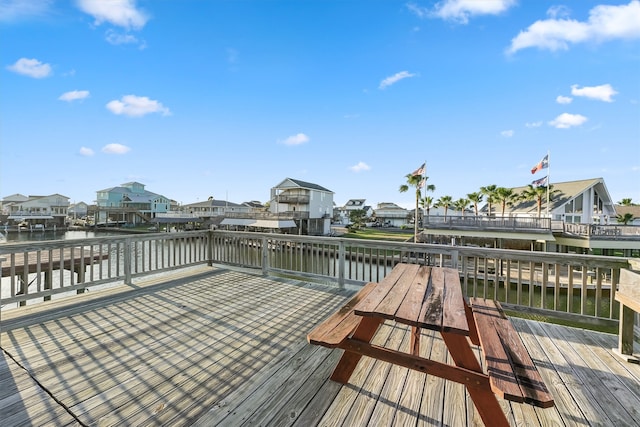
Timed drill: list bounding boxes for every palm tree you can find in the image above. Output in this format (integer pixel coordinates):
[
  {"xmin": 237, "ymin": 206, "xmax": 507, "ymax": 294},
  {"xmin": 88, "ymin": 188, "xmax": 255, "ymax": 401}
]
[
  {"xmin": 480, "ymin": 185, "xmax": 497, "ymax": 217},
  {"xmin": 519, "ymin": 184, "xmax": 558, "ymax": 218},
  {"xmin": 400, "ymin": 174, "xmax": 435, "ymax": 240},
  {"xmin": 467, "ymin": 192, "xmax": 483, "ymax": 217},
  {"xmin": 453, "ymin": 198, "xmax": 469, "ymax": 217},
  {"xmin": 420, "ymin": 196, "xmax": 435, "ymax": 224},
  {"xmin": 617, "ymin": 213, "xmax": 635, "ymax": 224},
  {"xmin": 493, "ymin": 187, "xmax": 517, "ymax": 217},
  {"xmin": 435, "ymin": 195, "xmax": 453, "ymax": 220},
  {"xmin": 618, "ymin": 198, "xmax": 634, "ymax": 206}
]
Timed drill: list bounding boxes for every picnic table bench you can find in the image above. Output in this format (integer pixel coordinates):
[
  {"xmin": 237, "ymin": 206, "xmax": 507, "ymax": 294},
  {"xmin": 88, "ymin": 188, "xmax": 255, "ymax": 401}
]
[
  {"xmin": 308, "ymin": 263, "xmax": 554, "ymax": 427},
  {"xmin": 613, "ymin": 268, "xmax": 640, "ymax": 363}
]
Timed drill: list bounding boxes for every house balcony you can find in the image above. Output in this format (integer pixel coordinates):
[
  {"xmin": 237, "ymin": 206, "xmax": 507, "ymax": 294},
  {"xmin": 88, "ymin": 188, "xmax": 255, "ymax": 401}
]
[
  {"xmin": 1, "ymin": 232, "xmax": 638, "ymax": 425},
  {"xmin": 276, "ymin": 194, "xmax": 310, "ymax": 204}
]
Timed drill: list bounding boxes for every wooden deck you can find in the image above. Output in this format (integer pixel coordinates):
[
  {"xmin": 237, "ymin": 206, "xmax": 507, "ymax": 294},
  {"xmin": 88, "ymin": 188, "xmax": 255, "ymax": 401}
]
[{"xmin": 1, "ymin": 266, "xmax": 639, "ymax": 426}]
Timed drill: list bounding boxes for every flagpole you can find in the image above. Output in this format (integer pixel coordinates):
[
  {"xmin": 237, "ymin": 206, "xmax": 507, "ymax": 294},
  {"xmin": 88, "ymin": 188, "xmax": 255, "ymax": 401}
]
[{"xmin": 546, "ymin": 150, "xmax": 550, "ymax": 217}]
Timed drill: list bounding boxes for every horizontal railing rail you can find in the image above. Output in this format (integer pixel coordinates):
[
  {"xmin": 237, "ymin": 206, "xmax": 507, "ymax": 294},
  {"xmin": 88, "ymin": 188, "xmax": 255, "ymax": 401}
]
[
  {"xmin": 423, "ymin": 216, "xmax": 551, "ymax": 230},
  {"xmin": 1, "ymin": 230, "xmax": 633, "ymax": 329},
  {"xmin": 563, "ymin": 222, "xmax": 640, "ymax": 238}
]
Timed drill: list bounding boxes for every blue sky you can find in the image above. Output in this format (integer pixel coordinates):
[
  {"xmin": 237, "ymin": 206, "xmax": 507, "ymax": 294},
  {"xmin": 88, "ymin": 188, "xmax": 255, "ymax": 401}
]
[{"xmin": 1, "ymin": 0, "xmax": 639, "ymax": 209}]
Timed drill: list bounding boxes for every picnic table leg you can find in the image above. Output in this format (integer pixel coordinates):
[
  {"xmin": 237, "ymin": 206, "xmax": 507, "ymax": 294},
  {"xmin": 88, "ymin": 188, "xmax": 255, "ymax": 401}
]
[
  {"xmin": 442, "ymin": 332, "xmax": 510, "ymax": 427},
  {"xmin": 331, "ymin": 316, "xmax": 383, "ymax": 384},
  {"xmin": 410, "ymin": 327, "xmax": 421, "ymax": 356}
]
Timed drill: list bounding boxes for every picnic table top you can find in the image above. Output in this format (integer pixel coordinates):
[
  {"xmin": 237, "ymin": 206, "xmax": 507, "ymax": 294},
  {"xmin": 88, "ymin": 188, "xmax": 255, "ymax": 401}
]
[{"xmin": 353, "ymin": 263, "xmax": 469, "ymax": 334}]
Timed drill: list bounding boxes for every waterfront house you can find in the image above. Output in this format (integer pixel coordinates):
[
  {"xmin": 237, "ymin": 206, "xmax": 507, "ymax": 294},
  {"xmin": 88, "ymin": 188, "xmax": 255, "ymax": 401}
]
[
  {"xmin": 421, "ymin": 178, "xmax": 639, "ymax": 257},
  {"xmin": 95, "ymin": 182, "xmax": 171, "ymax": 226},
  {"xmin": 268, "ymin": 178, "xmax": 334, "ymax": 235},
  {"xmin": 1, "ymin": 193, "xmax": 69, "ymax": 227},
  {"xmin": 335, "ymin": 199, "xmax": 374, "ymax": 225},
  {"xmin": 374, "ymin": 202, "xmax": 409, "ymax": 227},
  {"xmin": 68, "ymin": 201, "xmax": 89, "ymax": 219}
]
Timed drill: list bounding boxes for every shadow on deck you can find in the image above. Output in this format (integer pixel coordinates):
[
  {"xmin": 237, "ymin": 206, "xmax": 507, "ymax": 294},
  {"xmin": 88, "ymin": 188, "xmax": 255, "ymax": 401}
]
[{"xmin": 1, "ymin": 266, "xmax": 639, "ymax": 426}]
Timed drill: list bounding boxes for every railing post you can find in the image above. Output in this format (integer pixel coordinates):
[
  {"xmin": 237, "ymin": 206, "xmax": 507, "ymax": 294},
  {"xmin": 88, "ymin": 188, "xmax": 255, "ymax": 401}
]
[
  {"xmin": 124, "ymin": 237, "xmax": 132, "ymax": 285},
  {"xmin": 261, "ymin": 236, "xmax": 269, "ymax": 276},
  {"xmin": 207, "ymin": 230, "xmax": 213, "ymax": 266},
  {"xmin": 450, "ymin": 250, "xmax": 458, "ymax": 269},
  {"xmin": 338, "ymin": 240, "xmax": 345, "ymax": 289}
]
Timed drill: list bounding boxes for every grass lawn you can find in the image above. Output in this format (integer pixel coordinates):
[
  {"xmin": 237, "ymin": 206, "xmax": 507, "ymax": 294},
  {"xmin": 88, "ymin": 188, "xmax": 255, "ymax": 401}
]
[{"xmin": 342, "ymin": 227, "xmax": 414, "ymax": 242}]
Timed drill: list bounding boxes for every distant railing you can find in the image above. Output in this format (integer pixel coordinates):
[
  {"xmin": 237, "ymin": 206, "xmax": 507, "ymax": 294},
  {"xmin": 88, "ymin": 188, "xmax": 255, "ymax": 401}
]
[
  {"xmin": 563, "ymin": 223, "xmax": 640, "ymax": 239},
  {"xmin": 224, "ymin": 211, "xmax": 310, "ymax": 219},
  {"xmin": 0, "ymin": 230, "xmax": 632, "ymax": 329},
  {"xmin": 423, "ymin": 216, "xmax": 551, "ymax": 230}
]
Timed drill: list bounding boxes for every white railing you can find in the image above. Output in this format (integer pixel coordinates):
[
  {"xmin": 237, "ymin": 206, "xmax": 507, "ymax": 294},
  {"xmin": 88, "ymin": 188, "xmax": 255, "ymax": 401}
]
[{"xmin": 0, "ymin": 230, "xmax": 633, "ymax": 328}]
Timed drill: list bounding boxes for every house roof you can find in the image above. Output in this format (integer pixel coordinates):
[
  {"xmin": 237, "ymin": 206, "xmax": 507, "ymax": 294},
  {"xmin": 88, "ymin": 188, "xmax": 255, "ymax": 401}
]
[
  {"xmin": 343, "ymin": 199, "xmax": 366, "ymax": 208},
  {"xmin": 615, "ymin": 205, "xmax": 640, "ymax": 218},
  {"xmin": 277, "ymin": 178, "xmax": 333, "ymax": 193},
  {"xmin": 492, "ymin": 178, "xmax": 613, "ymax": 214},
  {"xmin": 183, "ymin": 200, "xmax": 244, "ymax": 208}
]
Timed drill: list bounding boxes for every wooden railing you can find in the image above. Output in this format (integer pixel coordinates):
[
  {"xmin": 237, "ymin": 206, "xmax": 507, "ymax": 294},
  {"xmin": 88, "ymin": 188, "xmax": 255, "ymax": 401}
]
[{"xmin": 1, "ymin": 230, "xmax": 632, "ymax": 329}]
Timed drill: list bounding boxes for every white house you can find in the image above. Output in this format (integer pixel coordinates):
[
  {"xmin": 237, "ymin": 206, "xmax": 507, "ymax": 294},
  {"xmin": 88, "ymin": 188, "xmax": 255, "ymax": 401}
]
[
  {"xmin": 336, "ymin": 199, "xmax": 374, "ymax": 225},
  {"xmin": 373, "ymin": 202, "xmax": 409, "ymax": 228},
  {"xmin": 270, "ymin": 178, "xmax": 334, "ymax": 235},
  {"xmin": 3, "ymin": 194, "xmax": 70, "ymax": 226}
]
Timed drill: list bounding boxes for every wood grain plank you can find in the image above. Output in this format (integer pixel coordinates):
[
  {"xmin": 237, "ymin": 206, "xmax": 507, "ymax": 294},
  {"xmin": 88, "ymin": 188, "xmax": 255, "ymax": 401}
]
[
  {"xmin": 307, "ymin": 282, "xmax": 377, "ymax": 347},
  {"xmin": 353, "ymin": 263, "xmax": 417, "ymax": 316},
  {"xmin": 441, "ymin": 267, "xmax": 469, "ymax": 334},
  {"xmin": 395, "ymin": 265, "xmax": 431, "ymax": 326},
  {"xmin": 470, "ymin": 298, "xmax": 525, "ymax": 403}
]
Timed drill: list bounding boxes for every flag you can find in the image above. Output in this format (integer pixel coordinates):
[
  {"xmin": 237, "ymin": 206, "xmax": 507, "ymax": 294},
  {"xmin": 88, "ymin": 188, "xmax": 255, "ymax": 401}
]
[
  {"xmin": 412, "ymin": 163, "xmax": 425, "ymax": 176},
  {"xmin": 531, "ymin": 154, "xmax": 549, "ymax": 174},
  {"xmin": 418, "ymin": 177, "xmax": 426, "ymax": 188},
  {"xmin": 532, "ymin": 176, "xmax": 548, "ymax": 187}
]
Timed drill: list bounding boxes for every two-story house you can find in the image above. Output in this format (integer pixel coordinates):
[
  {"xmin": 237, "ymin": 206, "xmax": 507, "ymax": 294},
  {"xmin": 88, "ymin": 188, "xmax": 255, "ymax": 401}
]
[
  {"xmin": 335, "ymin": 199, "xmax": 374, "ymax": 225},
  {"xmin": 95, "ymin": 182, "xmax": 171, "ymax": 226},
  {"xmin": 2, "ymin": 193, "xmax": 70, "ymax": 226},
  {"xmin": 269, "ymin": 178, "xmax": 334, "ymax": 235}
]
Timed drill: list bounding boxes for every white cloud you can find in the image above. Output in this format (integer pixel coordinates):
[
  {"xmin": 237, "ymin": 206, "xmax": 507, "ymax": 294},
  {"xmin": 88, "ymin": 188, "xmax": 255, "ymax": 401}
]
[
  {"xmin": 79, "ymin": 147, "xmax": 95, "ymax": 156},
  {"xmin": 411, "ymin": 0, "xmax": 516, "ymax": 24},
  {"xmin": 6, "ymin": 57, "xmax": 52, "ymax": 78},
  {"xmin": 571, "ymin": 84, "xmax": 618, "ymax": 102},
  {"xmin": 0, "ymin": 0, "xmax": 53, "ymax": 22},
  {"xmin": 379, "ymin": 71, "xmax": 417, "ymax": 89},
  {"xmin": 501, "ymin": 130, "xmax": 514, "ymax": 137},
  {"xmin": 102, "ymin": 143, "xmax": 131, "ymax": 154},
  {"xmin": 105, "ymin": 29, "xmax": 139, "ymax": 45},
  {"xmin": 525, "ymin": 121, "xmax": 543, "ymax": 128},
  {"xmin": 59, "ymin": 90, "xmax": 90, "ymax": 102},
  {"xmin": 77, "ymin": 0, "xmax": 148, "ymax": 30},
  {"xmin": 549, "ymin": 113, "xmax": 588, "ymax": 129},
  {"xmin": 556, "ymin": 95, "xmax": 572, "ymax": 104},
  {"xmin": 349, "ymin": 162, "xmax": 371, "ymax": 172},
  {"xmin": 227, "ymin": 48, "xmax": 239, "ymax": 64},
  {"xmin": 106, "ymin": 95, "xmax": 171, "ymax": 117},
  {"xmin": 279, "ymin": 133, "xmax": 310, "ymax": 146},
  {"xmin": 507, "ymin": 1, "xmax": 640, "ymax": 54}
]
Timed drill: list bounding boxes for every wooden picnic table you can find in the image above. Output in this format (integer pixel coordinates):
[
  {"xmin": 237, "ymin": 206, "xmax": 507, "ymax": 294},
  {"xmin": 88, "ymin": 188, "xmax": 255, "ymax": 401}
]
[{"xmin": 309, "ymin": 263, "xmax": 554, "ymax": 426}]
